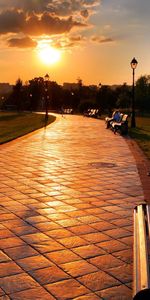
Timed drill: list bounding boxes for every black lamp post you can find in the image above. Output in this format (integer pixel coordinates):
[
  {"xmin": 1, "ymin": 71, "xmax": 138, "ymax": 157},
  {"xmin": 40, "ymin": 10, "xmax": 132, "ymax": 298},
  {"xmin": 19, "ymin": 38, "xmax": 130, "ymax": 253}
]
[
  {"xmin": 44, "ymin": 73, "xmax": 49, "ymax": 120},
  {"xmin": 130, "ymin": 57, "xmax": 138, "ymax": 128}
]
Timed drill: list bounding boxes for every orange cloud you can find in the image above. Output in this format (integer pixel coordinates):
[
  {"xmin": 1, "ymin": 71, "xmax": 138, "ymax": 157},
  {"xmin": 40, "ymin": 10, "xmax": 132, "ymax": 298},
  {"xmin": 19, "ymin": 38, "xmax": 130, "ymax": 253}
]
[{"xmin": 8, "ymin": 36, "xmax": 37, "ymax": 48}]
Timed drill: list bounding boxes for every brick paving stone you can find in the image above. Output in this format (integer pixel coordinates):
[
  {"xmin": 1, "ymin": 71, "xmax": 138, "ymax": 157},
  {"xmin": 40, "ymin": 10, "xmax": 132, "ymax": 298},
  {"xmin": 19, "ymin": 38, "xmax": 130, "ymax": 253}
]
[
  {"xmin": 10, "ymin": 287, "xmax": 55, "ymax": 300},
  {"xmin": 0, "ymin": 288, "xmax": 5, "ymax": 296},
  {"xmin": 10, "ymin": 225, "xmax": 38, "ymax": 236},
  {"xmin": 45, "ymin": 228, "xmax": 74, "ymax": 239},
  {"xmin": 72, "ymin": 244, "xmax": 106, "ymax": 259},
  {"xmin": 0, "ymin": 273, "xmax": 40, "ymax": 294},
  {"xmin": 74, "ymin": 294, "xmax": 102, "ymax": 300},
  {"xmin": 110, "ymin": 218, "xmax": 132, "ymax": 227},
  {"xmin": 16, "ymin": 255, "xmax": 53, "ymax": 271},
  {"xmin": 0, "ymin": 261, "xmax": 23, "ymax": 277},
  {"xmin": 81, "ymin": 232, "xmax": 111, "ymax": 243},
  {"xmin": 119, "ymin": 236, "xmax": 133, "ymax": 247},
  {"xmin": 0, "ymin": 251, "xmax": 11, "ymax": 263},
  {"xmin": 45, "ymin": 249, "xmax": 81, "ymax": 264},
  {"xmin": 90, "ymin": 221, "xmax": 117, "ymax": 231},
  {"xmin": 77, "ymin": 216, "xmax": 100, "ymax": 224},
  {"xmin": 97, "ymin": 239, "xmax": 130, "ymax": 254},
  {"xmin": 45, "ymin": 278, "xmax": 90, "ymax": 299},
  {"xmin": 31, "ymin": 240, "xmax": 64, "ymax": 253},
  {"xmin": 56, "ymin": 218, "xmax": 82, "ymax": 227},
  {"xmin": 97, "ymin": 284, "xmax": 132, "ymax": 300},
  {"xmin": 0, "ymin": 229, "xmax": 15, "ymax": 239},
  {"xmin": 33, "ymin": 221, "xmax": 60, "ymax": 231},
  {"xmin": 58, "ymin": 236, "xmax": 88, "ymax": 248},
  {"xmin": 78, "ymin": 271, "xmax": 120, "ymax": 291},
  {"xmin": 0, "ymin": 237, "xmax": 25, "ymax": 249},
  {"xmin": 21, "ymin": 232, "xmax": 50, "ymax": 244},
  {"xmin": 103, "ymin": 228, "xmax": 132, "ymax": 239},
  {"xmin": 68, "ymin": 224, "xmax": 97, "ymax": 235},
  {"xmin": 30, "ymin": 265, "xmax": 70, "ymax": 284},
  {"xmin": 4, "ymin": 245, "xmax": 39, "ymax": 260},
  {"xmin": 107, "ymin": 264, "xmax": 132, "ymax": 284},
  {"xmin": 113, "ymin": 249, "xmax": 133, "ymax": 264},
  {"xmin": 89, "ymin": 254, "xmax": 124, "ymax": 271},
  {"xmin": 0, "ymin": 296, "xmax": 10, "ymax": 300},
  {"xmin": 60, "ymin": 260, "xmax": 98, "ymax": 277}
]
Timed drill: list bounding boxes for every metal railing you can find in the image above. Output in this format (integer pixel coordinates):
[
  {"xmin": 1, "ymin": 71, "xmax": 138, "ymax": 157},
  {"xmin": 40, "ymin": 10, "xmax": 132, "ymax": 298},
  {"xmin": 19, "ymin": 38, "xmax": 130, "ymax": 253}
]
[{"xmin": 133, "ymin": 204, "xmax": 150, "ymax": 299}]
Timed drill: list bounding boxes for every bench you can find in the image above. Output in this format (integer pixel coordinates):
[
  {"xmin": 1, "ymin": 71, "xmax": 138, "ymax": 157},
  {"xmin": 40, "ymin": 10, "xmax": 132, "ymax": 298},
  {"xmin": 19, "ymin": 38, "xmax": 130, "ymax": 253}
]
[
  {"xmin": 111, "ymin": 114, "xmax": 128, "ymax": 135},
  {"xmin": 133, "ymin": 204, "xmax": 150, "ymax": 299},
  {"xmin": 84, "ymin": 109, "xmax": 101, "ymax": 118},
  {"xmin": 63, "ymin": 108, "xmax": 73, "ymax": 114}
]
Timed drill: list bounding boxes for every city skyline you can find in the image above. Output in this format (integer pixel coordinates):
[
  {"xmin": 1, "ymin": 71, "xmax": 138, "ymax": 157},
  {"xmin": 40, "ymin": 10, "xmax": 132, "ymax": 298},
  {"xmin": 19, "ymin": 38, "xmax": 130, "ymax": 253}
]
[{"xmin": 0, "ymin": 0, "xmax": 150, "ymax": 86}]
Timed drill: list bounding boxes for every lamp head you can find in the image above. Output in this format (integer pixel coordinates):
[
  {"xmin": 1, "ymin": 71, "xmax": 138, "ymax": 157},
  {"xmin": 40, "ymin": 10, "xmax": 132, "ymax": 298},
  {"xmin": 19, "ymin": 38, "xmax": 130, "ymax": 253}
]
[
  {"xmin": 44, "ymin": 74, "xmax": 50, "ymax": 81},
  {"xmin": 130, "ymin": 58, "xmax": 138, "ymax": 69}
]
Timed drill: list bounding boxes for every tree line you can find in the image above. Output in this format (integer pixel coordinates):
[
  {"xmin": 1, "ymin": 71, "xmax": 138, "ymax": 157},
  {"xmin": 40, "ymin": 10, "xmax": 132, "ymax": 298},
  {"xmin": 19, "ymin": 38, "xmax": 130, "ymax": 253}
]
[{"xmin": 1, "ymin": 75, "xmax": 150, "ymax": 114}]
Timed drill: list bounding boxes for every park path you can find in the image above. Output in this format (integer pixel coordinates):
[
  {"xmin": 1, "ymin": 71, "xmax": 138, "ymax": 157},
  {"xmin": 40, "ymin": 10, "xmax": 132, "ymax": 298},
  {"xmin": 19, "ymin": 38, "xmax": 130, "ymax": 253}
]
[{"xmin": 0, "ymin": 114, "xmax": 144, "ymax": 300}]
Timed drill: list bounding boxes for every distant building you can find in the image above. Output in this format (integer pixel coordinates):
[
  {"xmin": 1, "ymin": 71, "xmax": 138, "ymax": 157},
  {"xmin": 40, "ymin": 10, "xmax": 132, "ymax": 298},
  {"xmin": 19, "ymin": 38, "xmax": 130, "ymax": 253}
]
[
  {"xmin": 0, "ymin": 83, "xmax": 13, "ymax": 94},
  {"xmin": 63, "ymin": 83, "xmax": 79, "ymax": 90}
]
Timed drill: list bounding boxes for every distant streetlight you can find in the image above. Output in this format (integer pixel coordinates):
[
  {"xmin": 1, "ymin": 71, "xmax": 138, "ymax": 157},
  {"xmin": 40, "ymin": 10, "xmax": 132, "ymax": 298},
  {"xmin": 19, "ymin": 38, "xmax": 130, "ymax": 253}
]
[
  {"xmin": 130, "ymin": 57, "xmax": 138, "ymax": 128},
  {"xmin": 44, "ymin": 73, "xmax": 50, "ymax": 120},
  {"xmin": 29, "ymin": 93, "xmax": 32, "ymax": 112}
]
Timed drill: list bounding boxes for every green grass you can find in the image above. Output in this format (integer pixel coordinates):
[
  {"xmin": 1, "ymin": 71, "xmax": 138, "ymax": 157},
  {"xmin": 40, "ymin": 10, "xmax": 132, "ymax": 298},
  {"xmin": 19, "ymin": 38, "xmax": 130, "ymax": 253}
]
[
  {"xmin": 0, "ymin": 112, "xmax": 56, "ymax": 144},
  {"xmin": 129, "ymin": 116, "xmax": 150, "ymax": 160}
]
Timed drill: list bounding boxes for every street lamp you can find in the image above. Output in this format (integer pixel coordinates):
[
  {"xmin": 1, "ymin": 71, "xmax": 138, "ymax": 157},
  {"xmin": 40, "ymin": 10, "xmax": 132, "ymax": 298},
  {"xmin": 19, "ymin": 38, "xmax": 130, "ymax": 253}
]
[
  {"xmin": 130, "ymin": 57, "xmax": 138, "ymax": 128},
  {"xmin": 44, "ymin": 73, "xmax": 50, "ymax": 120}
]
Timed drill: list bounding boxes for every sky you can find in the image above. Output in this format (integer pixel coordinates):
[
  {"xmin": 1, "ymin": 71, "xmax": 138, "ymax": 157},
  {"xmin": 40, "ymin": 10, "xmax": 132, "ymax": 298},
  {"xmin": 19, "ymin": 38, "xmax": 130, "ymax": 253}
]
[{"xmin": 0, "ymin": 0, "xmax": 150, "ymax": 86}]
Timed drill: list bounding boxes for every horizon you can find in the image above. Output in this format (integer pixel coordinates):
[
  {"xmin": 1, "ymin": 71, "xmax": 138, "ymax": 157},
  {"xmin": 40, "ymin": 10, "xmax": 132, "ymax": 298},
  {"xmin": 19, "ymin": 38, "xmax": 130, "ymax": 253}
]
[{"xmin": 0, "ymin": 1, "xmax": 150, "ymax": 86}]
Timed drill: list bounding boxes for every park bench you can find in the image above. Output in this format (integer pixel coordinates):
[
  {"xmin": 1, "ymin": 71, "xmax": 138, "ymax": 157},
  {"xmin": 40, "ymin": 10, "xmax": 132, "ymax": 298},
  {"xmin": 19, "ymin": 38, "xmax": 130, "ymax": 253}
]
[
  {"xmin": 133, "ymin": 204, "xmax": 150, "ymax": 299},
  {"xmin": 105, "ymin": 113, "xmax": 128, "ymax": 135},
  {"xmin": 63, "ymin": 108, "xmax": 73, "ymax": 114},
  {"xmin": 111, "ymin": 114, "xmax": 128, "ymax": 135},
  {"xmin": 84, "ymin": 108, "xmax": 101, "ymax": 118}
]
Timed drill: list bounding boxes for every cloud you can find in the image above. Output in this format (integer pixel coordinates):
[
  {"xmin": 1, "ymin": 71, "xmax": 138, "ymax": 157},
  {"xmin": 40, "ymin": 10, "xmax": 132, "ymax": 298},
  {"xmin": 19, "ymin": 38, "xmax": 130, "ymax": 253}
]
[
  {"xmin": 8, "ymin": 36, "xmax": 37, "ymax": 48},
  {"xmin": 0, "ymin": 10, "xmax": 86, "ymax": 36},
  {"xmin": 51, "ymin": 34, "xmax": 86, "ymax": 49},
  {"xmin": 0, "ymin": 0, "xmax": 101, "ymax": 48},
  {"xmin": 91, "ymin": 35, "xmax": 114, "ymax": 43},
  {"xmin": 80, "ymin": 9, "xmax": 89, "ymax": 18}
]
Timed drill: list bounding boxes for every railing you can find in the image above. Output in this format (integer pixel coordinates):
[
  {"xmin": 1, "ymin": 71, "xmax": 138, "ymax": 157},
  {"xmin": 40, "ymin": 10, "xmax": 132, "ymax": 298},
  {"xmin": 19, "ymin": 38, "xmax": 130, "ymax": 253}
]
[{"xmin": 133, "ymin": 204, "xmax": 150, "ymax": 299}]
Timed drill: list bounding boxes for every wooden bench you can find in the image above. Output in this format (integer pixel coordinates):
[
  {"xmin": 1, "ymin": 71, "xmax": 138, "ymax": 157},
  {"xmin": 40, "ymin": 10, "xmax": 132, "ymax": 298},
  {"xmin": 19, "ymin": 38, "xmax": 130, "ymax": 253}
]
[
  {"xmin": 133, "ymin": 204, "xmax": 150, "ymax": 299},
  {"xmin": 111, "ymin": 114, "xmax": 128, "ymax": 135},
  {"xmin": 63, "ymin": 108, "xmax": 73, "ymax": 114},
  {"xmin": 84, "ymin": 108, "xmax": 101, "ymax": 118}
]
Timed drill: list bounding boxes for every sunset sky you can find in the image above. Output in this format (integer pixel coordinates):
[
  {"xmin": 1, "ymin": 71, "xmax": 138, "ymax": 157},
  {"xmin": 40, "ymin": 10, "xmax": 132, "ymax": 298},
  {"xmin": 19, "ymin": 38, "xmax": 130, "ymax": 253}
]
[{"xmin": 0, "ymin": 0, "xmax": 150, "ymax": 86}]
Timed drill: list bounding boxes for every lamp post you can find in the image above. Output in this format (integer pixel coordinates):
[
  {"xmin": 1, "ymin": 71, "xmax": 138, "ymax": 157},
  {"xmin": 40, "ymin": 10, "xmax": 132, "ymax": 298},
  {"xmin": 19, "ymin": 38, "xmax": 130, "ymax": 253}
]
[
  {"xmin": 130, "ymin": 57, "xmax": 138, "ymax": 128},
  {"xmin": 44, "ymin": 73, "xmax": 49, "ymax": 120}
]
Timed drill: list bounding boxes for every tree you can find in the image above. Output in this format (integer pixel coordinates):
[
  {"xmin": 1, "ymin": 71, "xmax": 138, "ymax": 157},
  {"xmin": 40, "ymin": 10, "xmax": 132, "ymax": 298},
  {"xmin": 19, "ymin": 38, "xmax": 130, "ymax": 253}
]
[
  {"xmin": 28, "ymin": 77, "xmax": 44, "ymax": 111},
  {"xmin": 96, "ymin": 85, "xmax": 117, "ymax": 113},
  {"xmin": 12, "ymin": 78, "xmax": 23, "ymax": 111},
  {"xmin": 135, "ymin": 75, "xmax": 150, "ymax": 111},
  {"xmin": 116, "ymin": 83, "xmax": 131, "ymax": 108}
]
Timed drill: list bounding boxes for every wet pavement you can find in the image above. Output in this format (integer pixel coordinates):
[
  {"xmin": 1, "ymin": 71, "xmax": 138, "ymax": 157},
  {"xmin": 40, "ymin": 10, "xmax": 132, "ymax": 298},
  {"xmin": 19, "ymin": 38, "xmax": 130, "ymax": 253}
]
[{"xmin": 0, "ymin": 114, "xmax": 145, "ymax": 299}]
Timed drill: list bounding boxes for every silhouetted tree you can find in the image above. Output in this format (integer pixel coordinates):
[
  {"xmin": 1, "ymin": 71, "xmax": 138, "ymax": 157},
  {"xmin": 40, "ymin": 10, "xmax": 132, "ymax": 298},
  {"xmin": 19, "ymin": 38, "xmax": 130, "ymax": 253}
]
[
  {"xmin": 116, "ymin": 83, "xmax": 131, "ymax": 108},
  {"xmin": 135, "ymin": 75, "xmax": 150, "ymax": 111},
  {"xmin": 10, "ymin": 78, "xmax": 23, "ymax": 111},
  {"xmin": 96, "ymin": 85, "xmax": 117, "ymax": 113},
  {"xmin": 28, "ymin": 77, "xmax": 44, "ymax": 111}
]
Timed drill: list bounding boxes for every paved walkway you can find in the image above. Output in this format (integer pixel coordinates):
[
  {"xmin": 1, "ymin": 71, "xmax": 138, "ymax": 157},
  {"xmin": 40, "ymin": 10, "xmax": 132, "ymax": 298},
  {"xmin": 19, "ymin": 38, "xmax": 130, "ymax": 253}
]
[{"xmin": 0, "ymin": 115, "xmax": 144, "ymax": 300}]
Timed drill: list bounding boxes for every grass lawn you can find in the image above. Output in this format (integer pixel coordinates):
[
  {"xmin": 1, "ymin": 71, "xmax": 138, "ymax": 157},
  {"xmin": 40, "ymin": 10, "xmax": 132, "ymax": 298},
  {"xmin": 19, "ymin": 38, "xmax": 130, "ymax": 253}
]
[
  {"xmin": 129, "ymin": 116, "xmax": 150, "ymax": 160},
  {"xmin": 0, "ymin": 112, "xmax": 56, "ymax": 144}
]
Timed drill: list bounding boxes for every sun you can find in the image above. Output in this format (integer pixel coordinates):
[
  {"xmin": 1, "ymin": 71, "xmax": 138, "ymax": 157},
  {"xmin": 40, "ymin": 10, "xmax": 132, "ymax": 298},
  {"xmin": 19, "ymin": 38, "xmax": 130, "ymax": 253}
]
[{"xmin": 38, "ymin": 44, "xmax": 61, "ymax": 65}]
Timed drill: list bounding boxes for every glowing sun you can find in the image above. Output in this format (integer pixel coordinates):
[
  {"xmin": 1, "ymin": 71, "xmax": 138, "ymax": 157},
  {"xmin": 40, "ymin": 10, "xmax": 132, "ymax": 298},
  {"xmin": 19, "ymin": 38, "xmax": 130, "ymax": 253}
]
[{"xmin": 38, "ymin": 45, "xmax": 61, "ymax": 65}]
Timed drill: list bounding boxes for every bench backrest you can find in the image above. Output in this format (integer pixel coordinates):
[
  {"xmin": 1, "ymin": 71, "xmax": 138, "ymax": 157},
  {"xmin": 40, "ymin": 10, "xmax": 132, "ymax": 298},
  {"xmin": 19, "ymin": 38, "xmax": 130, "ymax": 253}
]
[{"xmin": 121, "ymin": 114, "xmax": 128, "ymax": 122}]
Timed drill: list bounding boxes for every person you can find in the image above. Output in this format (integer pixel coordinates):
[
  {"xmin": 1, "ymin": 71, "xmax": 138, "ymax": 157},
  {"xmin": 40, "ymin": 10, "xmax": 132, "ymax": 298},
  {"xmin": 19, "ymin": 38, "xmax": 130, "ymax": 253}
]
[
  {"xmin": 112, "ymin": 110, "xmax": 121, "ymax": 122},
  {"xmin": 106, "ymin": 110, "xmax": 121, "ymax": 128}
]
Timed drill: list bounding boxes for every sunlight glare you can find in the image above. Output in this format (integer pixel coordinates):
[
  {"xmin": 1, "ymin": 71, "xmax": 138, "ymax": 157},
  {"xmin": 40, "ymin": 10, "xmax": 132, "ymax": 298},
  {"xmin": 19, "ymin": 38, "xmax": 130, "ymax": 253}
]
[{"xmin": 38, "ymin": 44, "xmax": 61, "ymax": 65}]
